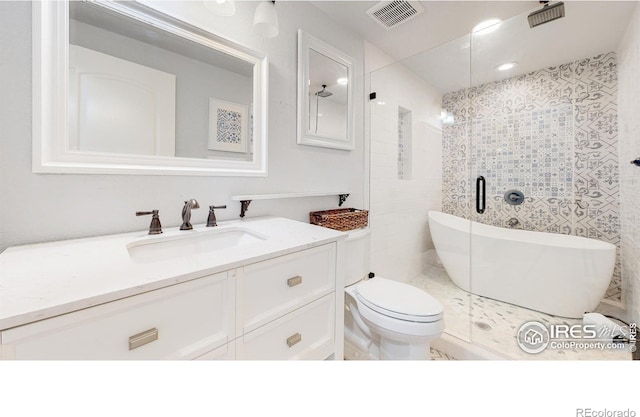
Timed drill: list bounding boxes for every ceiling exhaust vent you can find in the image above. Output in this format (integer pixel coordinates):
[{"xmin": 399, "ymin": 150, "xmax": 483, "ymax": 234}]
[{"xmin": 367, "ymin": 1, "xmax": 425, "ymax": 30}]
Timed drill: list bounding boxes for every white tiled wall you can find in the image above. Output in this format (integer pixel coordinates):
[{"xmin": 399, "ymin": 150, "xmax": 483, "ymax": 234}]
[
  {"xmin": 369, "ymin": 51, "xmax": 443, "ymax": 282},
  {"xmin": 617, "ymin": 3, "xmax": 640, "ymax": 325}
]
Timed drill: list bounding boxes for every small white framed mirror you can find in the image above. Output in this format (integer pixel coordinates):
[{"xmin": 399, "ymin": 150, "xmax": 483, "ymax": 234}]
[
  {"xmin": 296, "ymin": 30, "xmax": 354, "ymax": 151},
  {"xmin": 33, "ymin": 0, "xmax": 268, "ymax": 176}
]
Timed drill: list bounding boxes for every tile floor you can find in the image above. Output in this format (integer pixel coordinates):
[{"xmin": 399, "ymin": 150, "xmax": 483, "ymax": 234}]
[
  {"xmin": 430, "ymin": 348, "xmax": 455, "ymax": 360},
  {"xmin": 408, "ymin": 263, "xmax": 632, "ymax": 360}
]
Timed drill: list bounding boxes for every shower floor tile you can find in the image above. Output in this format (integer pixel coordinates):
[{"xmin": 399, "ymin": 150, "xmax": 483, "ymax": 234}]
[
  {"xmin": 430, "ymin": 348, "xmax": 455, "ymax": 360},
  {"xmin": 408, "ymin": 264, "xmax": 631, "ymax": 360}
]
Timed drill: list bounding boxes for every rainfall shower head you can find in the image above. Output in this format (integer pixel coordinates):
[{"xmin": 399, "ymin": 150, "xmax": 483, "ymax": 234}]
[
  {"xmin": 528, "ymin": 1, "xmax": 565, "ymax": 28},
  {"xmin": 315, "ymin": 84, "xmax": 333, "ymax": 98}
]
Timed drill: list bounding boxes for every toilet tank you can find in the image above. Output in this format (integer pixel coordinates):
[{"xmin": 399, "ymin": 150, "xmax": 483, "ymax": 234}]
[{"xmin": 345, "ymin": 228, "xmax": 371, "ymax": 287}]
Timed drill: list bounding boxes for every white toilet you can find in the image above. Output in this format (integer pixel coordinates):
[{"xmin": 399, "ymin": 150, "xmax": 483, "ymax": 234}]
[{"xmin": 344, "ymin": 228, "xmax": 444, "ymax": 360}]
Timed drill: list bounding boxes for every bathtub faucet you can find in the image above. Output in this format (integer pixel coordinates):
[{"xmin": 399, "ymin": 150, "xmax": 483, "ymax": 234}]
[{"xmin": 507, "ymin": 218, "xmax": 519, "ymax": 228}]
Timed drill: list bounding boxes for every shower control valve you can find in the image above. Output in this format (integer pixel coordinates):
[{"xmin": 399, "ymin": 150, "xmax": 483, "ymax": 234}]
[{"xmin": 504, "ymin": 189, "xmax": 525, "ymax": 205}]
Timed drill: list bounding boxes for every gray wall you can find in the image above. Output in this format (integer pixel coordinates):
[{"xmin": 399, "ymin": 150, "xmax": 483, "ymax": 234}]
[
  {"xmin": 0, "ymin": 1, "xmax": 366, "ymax": 252},
  {"xmin": 71, "ymin": 19, "xmax": 253, "ymax": 159}
]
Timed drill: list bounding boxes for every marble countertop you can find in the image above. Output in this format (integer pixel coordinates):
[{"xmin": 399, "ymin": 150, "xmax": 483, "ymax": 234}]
[{"xmin": 0, "ymin": 217, "xmax": 346, "ymax": 330}]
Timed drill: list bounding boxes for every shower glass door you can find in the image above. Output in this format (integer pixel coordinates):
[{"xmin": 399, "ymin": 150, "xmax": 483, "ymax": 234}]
[
  {"xmin": 367, "ymin": 1, "xmax": 627, "ymax": 361},
  {"xmin": 468, "ymin": 3, "xmax": 625, "ymax": 359},
  {"xmin": 368, "ymin": 35, "xmax": 473, "ymax": 345}
]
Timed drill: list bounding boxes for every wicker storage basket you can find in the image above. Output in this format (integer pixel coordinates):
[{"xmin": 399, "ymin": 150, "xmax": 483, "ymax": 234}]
[{"xmin": 309, "ymin": 208, "xmax": 369, "ymax": 231}]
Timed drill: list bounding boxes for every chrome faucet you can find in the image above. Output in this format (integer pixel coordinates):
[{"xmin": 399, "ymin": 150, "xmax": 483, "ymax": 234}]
[
  {"xmin": 180, "ymin": 199, "xmax": 200, "ymax": 230},
  {"xmin": 507, "ymin": 218, "xmax": 519, "ymax": 228}
]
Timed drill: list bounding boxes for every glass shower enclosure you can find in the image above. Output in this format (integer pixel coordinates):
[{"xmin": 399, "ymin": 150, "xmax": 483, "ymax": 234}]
[{"xmin": 369, "ymin": 1, "xmax": 631, "ymax": 360}]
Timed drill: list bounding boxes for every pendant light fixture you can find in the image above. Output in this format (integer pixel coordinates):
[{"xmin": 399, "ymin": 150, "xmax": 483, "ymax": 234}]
[{"xmin": 254, "ymin": 0, "xmax": 279, "ymax": 38}]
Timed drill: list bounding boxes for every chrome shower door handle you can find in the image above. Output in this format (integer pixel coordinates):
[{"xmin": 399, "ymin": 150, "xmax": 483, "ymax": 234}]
[{"xmin": 476, "ymin": 176, "xmax": 486, "ymax": 214}]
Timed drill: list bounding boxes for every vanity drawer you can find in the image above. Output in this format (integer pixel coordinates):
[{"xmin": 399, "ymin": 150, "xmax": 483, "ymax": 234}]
[
  {"xmin": 0, "ymin": 273, "xmax": 233, "ymax": 360},
  {"xmin": 238, "ymin": 243, "xmax": 336, "ymax": 333},
  {"xmin": 236, "ymin": 294, "xmax": 335, "ymax": 360}
]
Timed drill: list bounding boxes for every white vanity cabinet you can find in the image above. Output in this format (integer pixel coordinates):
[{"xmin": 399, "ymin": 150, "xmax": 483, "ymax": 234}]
[
  {"xmin": 0, "ymin": 235, "xmax": 344, "ymax": 361},
  {"xmin": 235, "ymin": 243, "xmax": 337, "ymax": 360},
  {"xmin": 235, "ymin": 295, "xmax": 335, "ymax": 360},
  {"xmin": 0, "ymin": 272, "xmax": 234, "ymax": 360}
]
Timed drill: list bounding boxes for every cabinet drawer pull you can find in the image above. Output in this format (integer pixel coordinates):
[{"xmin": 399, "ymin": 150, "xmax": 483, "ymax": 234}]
[
  {"xmin": 287, "ymin": 275, "xmax": 303, "ymax": 287},
  {"xmin": 286, "ymin": 332, "xmax": 302, "ymax": 348},
  {"xmin": 128, "ymin": 328, "xmax": 158, "ymax": 351}
]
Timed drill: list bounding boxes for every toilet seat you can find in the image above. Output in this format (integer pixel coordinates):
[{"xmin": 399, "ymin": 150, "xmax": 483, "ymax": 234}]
[{"xmin": 353, "ymin": 277, "xmax": 444, "ymax": 323}]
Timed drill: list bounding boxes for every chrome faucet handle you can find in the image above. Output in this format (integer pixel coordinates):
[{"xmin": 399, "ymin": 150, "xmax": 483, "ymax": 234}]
[
  {"xmin": 136, "ymin": 210, "xmax": 163, "ymax": 235},
  {"xmin": 206, "ymin": 205, "xmax": 227, "ymax": 227},
  {"xmin": 180, "ymin": 199, "xmax": 200, "ymax": 230}
]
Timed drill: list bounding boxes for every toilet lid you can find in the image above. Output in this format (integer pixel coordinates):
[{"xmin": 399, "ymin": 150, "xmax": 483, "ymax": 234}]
[{"xmin": 355, "ymin": 278, "xmax": 443, "ymax": 323}]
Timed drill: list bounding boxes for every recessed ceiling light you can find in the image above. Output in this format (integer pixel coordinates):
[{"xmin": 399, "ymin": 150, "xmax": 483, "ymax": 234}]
[
  {"xmin": 496, "ymin": 62, "xmax": 518, "ymax": 71},
  {"xmin": 472, "ymin": 18, "xmax": 502, "ymax": 35},
  {"xmin": 337, "ymin": 77, "xmax": 348, "ymax": 85}
]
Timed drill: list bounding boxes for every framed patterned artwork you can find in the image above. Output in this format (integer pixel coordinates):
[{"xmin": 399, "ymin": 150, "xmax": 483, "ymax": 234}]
[{"xmin": 208, "ymin": 99, "xmax": 249, "ymax": 153}]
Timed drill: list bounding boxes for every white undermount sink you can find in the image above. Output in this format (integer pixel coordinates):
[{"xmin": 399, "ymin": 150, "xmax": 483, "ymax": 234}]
[{"xmin": 126, "ymin": 227, "xmax": 267, "ymax": 263}]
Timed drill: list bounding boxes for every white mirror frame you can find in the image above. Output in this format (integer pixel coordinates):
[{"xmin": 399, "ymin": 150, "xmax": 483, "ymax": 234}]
[
  {"xmin": 296, "ymin": 30, "xmax": 355, "ymax": 151},
  {"xmin": 32, "ymin": 1, "xmax": 268, "ymax": 176}
]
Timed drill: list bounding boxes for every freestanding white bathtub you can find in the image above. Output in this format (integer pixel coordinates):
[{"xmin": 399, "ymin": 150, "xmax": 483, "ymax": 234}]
[{"xmin": 427, "ymin": 211, "xmax": 616, "ymax": 318}]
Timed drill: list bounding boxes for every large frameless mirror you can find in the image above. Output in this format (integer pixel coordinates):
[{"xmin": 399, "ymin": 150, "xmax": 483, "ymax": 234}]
[
  {"xmin": 33, "ymin": 0, "xmax": 268, "ymax": 176},
  {"xmin": 297, "ymin": 30, "xmax": 355, "ymax": 150}
]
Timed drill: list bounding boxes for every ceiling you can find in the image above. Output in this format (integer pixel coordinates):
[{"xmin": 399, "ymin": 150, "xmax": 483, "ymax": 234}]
[
  {"xmin": 312, "ymin": 1, "xmax": 638, "ymax": 93},
  {"xmin": 312, "ymin": 1, "xmax": 538, "ymax": 61}
]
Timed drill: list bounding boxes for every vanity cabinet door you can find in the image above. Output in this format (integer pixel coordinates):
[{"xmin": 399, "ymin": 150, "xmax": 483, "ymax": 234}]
[
  {"xmin": 238, "ymin": 243, "xmax": 336, "ymax": 334},
  {"xmin": 236, "ymin": 294, "xmax": 335, "ymax": 360},
  {"xmin": 0, "ymin": 272, "xmax": 233, "ymax": 360}
]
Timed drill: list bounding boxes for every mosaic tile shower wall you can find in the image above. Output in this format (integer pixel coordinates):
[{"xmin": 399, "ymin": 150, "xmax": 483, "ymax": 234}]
[
  {"xmin": 442, "ymin": 52, "xmax": 621, "ymax": 302},
  {"xmin": 471, "ymin": 105, "xmax": 574, "ymax": 199}
]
